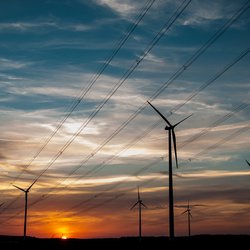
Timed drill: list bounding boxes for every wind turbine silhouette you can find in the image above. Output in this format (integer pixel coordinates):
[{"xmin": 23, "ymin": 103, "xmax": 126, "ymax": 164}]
[
  {"xmin": 12, "ymin": 180, "xmax": 37, "ymax": 240},
  {"xmin": 246, "ymin": 160, "xmax": 250, "ymax": 167},
  {"xmin": 147, "ymin": 101, "xmax": 191, "ymax": 240},
  {"xmin": 130, "ymin": 187, "xmax": 147, "ymax": 239},
  {"xmin": 181, "ymin": 201, "xmax": 192, "ymax": 237},
  {"xmin": 176, "ymin": 201, "xmax": 204, "ymax": 237}
]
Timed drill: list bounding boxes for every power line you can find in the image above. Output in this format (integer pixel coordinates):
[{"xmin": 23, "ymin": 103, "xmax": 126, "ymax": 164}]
[
  {"xmin": 12, "ymin": 0, "xmax": 157, "ymax": 184},
  {"xmin": 192, "ymin": 124, "xmax": 250, "ymax": 160},
  {"xmin": 148, "ymin": 0, "xmax": 250, "ymax": 101},
  {"xmin": 13, "ymin": 0, "xmax": 192, "ymax": 189},
  {"xmin": 180, "ymin": 102, "xmax": 249, "ymax": 148}
]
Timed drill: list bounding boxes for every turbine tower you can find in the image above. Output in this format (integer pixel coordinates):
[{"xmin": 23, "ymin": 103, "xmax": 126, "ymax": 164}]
[
  {"xmin": 147, "ymin": 101, "xmax": 191, "ymax": 240},
  {"xmin": 130, "ymin": 187, "xmax": 147, "ymax": 239},
  {"xmin": 12, "ymin": 180, "xmax": 36, "ymax": 240}
]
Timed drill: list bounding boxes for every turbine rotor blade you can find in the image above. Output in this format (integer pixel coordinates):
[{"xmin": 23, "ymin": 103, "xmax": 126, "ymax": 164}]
[
  {"xmin": 172, "ymin": 129, "xmax": 178, "ymax": 168},
  {"xmin": 147, "ymin": 101, "xmax": 172, "ymax": 127},
  {"xmin": 12, "ymin": 184, "xmax": 25, "ymax": 192},
  {"xmin": 141, "ymin": 202, "xmax": 147, "ymax": 208},
  {"xmin": 0, "ymin": 202, "xmax": 4, "ymax": 208},
  {"xmin": 173, "ymin": 114, "xmax": 192, "ymax": 128},
  {"xmin": 27, "ymin": 178, "xmax": 37, "ymax": 192},
  {"xmin": 246, "ymin": 160, "xmax": 250, "ymax": 167},
  {"xmin": 181, "ymin": 210, "xmax": 188, "ymax": 215},
  {"xmin": 137, "ymin": 186, "xmax": 140, "ymax": 201},
  {"xmin": 131, "ymin": 201, "xmax": 139, "ymax": 210}
]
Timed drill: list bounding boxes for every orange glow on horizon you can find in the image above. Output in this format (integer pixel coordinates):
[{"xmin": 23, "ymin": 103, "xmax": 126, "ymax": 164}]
[{"xmin": 61, "ymin": 235, "xmax": 68, "ymax": 240}]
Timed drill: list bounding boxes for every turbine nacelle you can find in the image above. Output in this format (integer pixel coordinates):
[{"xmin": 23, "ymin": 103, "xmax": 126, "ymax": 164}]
[{"xmin": 165, "ymin": 125, "xmax": 171, "ymax": 130}]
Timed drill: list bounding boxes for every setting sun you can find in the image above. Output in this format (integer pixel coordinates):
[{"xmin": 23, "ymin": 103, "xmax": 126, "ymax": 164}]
[{"xmin": 61, "ymin": 235, "xmax": 68, "ymax": 240}]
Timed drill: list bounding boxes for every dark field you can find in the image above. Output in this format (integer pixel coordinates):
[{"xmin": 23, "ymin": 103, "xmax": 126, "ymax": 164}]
[{"xmin": 1, "ymin": 235, "xmax": 250, "ymax": 249}]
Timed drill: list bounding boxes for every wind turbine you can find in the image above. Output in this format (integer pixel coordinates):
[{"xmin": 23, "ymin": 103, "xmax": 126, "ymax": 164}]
[
  {"xmin": 181, "ymin": 201, "xmax": 192, "ymax": 237},
  {"xmin": 130, "ymin": 187, "xmax": 147, "ymax": 239},
  {"xmin": 176, "ymin": 201, "xmax": 204, "ymax": 237},
  {"xmin": 246, "ymin": 160, "xmax": 250, "ymax": 167},
  {"xmin": 147, "ymin": 101, "xmax": 191, "ymax": 240},
  {"xmin": 12, "ymin": 180, "xmax": 37, "ymax": 240}
]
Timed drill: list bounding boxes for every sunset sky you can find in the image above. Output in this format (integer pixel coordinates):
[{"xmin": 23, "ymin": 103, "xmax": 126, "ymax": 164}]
[{"xmin": 0, "ymin": 0, "xmax": 249, "ymax": 239}]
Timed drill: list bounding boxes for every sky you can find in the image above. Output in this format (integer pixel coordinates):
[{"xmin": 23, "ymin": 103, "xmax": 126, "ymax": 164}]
[{"xmin": 0, "ymin": 0, "xmax": 249, "ymax": 239}]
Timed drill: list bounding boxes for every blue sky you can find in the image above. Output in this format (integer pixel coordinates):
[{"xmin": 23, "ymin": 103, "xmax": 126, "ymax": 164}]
[{"xmin": 0, "ymin": 0, "xmax": 249, "ymax": 238}]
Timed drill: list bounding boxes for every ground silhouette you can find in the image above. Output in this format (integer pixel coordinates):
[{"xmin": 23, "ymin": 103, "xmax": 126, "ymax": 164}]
[{"xmin": 1, "ymin": 235, "xmax": 249, "ymax": 250}]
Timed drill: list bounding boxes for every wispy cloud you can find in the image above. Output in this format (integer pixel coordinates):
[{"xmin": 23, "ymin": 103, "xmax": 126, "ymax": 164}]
[
  {"xmin": 0, "ymin": 58, "xmax": 31, "ymax": 70},
  {"xmin": 94, "ymin": 0, "xmax": 140, "ymax": 17},
  {"xmin": 0, "ymin": 21, "xmax": 92, "ymax": 33},
  {"xmin": 181, "ymin": 0, "xmax": 247, "ymax": 26},
  {"xmin": 181, "ymin": 169, "xmax": 250, "ymax": 179},
  {"xmin": 0, "ymin": 21, "xmax": 57, "ymax": 31}
]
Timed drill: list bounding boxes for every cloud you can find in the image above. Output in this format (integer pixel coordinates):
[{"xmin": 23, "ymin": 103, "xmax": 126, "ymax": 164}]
[
  {"xmin": 0, "ymin": 21, "xmax": 57, "ymax": 31},
  {"xmin": 0, "ymin": 58, "xmax": 31, "ymax": 70},
  {"xmin": 181, "ymin": 169, "xmax": 250, "ymax": 179},
  {"xmin": 181, "ymin": 0, "xmax": 241, "ymax": 26},
  {"xmin": 0, "ymin": 20, "xmax": 93, "ymax": 33},
  {"xmin": 16, "ymin": 86, "xmax": 81, "ymax": 99},
  {"xmin": 94, "ymin": 0, "xmax": 139, "ymax": 17}
]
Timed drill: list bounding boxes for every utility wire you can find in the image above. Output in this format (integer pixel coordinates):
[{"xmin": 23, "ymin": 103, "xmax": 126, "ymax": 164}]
[
  {"xmin": 180, "ymin": 102, "xmax": 249, "ymax": 148},
  {"xmin": 13, "ymin": 0, "xmax": 192, "ymax": 189},
  {"xmin": 192, "ymin": 124, "xmax": 250, "ymax": 160},
  {"xmin": 13, "ymin": 0, "xmax": 157, "ymax": 184}
]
